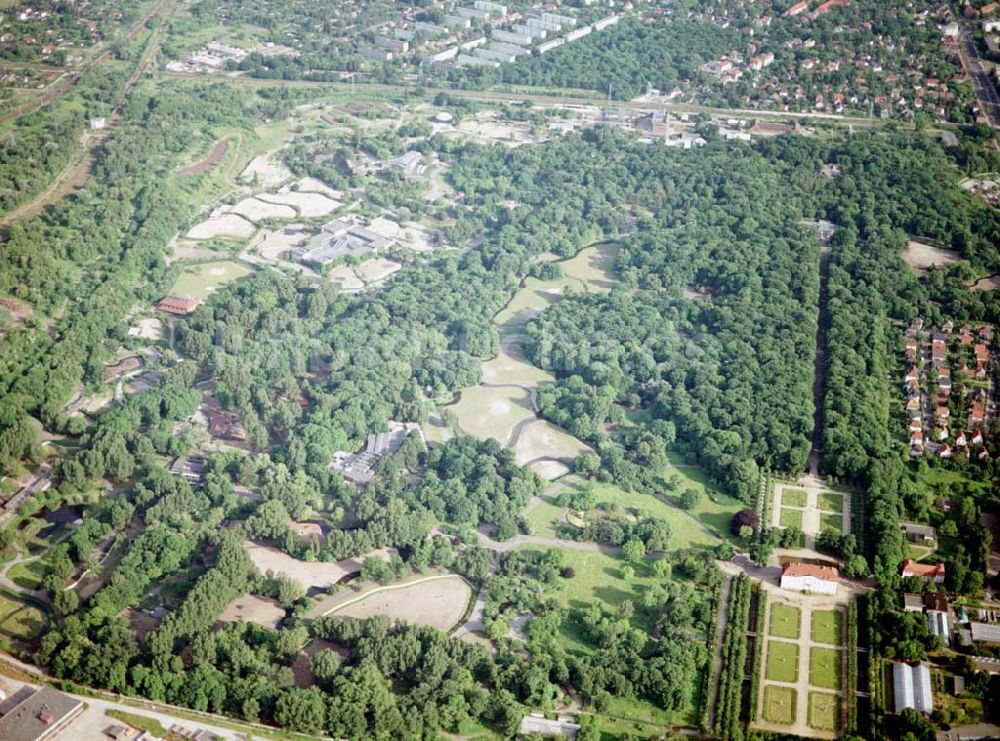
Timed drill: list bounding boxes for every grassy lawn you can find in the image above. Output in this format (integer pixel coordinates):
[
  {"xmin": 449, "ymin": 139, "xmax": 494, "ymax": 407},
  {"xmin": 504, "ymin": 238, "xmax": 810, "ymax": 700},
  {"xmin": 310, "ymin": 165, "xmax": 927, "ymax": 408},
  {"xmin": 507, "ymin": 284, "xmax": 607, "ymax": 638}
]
[
  {"xmin": 171, "ymin": 260, "xmax": 253, "ymax": 301},
  {"xmin": 571, "ymin": 480, "xmax": 720, "ymax": 550},
  {"xmin": 599, "ymin": 693, "xmax": 696, "ymax": 736},
  {"xmin": 819, "ymin": 512, "xmax": 843, "ymax": 534},
  {"xmin": 658, "ymin": 462, "xmax": 743, "ymax": 538},
  {"xmin": 763, "ymin": 685, "xmax": 797, "ymax": 725},
  {"xmin": 765, "ymin": 640, "xmax": 800, "ymax": 683},
  {"xmin": 809, "ymin": 647, "xmax": 842, "ymax": 690},
  {"xmin": 779, "ymin": 508, "xmax": 803, "ymax": 530},
  {"xmin": 781, "ymin": 488, "xmax": 808, "ymax": 507},
  {"xmin": 524, "ymin": 495, "xmax": 565, "ymax": 538},
  {"xmin": 808, "ymin": 691, "xmax": 840, "ymax": 732},
  {"xmin": 811, "ymin": 610, "xmax": 843, "ymax": 646},
  {"xmin": 0, "ymin": 589, "xmax": 46, "ymax": 642},
  {"xmin": 817, "ymin": 492, "xmax": 844, "ymax": 513},
  {"xmin": 769, "ymin": 604, "xmax": 802, "ymax": 640}
]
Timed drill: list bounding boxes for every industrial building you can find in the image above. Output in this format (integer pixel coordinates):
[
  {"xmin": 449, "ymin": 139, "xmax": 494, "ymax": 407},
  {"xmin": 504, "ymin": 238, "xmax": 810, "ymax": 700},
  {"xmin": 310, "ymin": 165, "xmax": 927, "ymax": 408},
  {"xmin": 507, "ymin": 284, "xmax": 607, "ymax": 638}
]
[
  {"xmin": 0, "ymin": 685, "xmax": 84, "ymax": 741},
  {"xmin": 297, "ymin": 219, "xmax": 389, "ymax": 267}
]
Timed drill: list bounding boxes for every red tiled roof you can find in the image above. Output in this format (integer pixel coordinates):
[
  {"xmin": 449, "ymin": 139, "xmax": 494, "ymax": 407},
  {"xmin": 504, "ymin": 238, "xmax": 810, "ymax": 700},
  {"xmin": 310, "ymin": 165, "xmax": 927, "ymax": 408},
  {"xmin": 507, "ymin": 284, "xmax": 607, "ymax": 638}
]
[
  {"xmin": 782, "ymin": 562, "xmax": 839, "ymax": 580},
  {"xmin": 158, "ymin": 295, "xmax": 200, "ymax": 315},
  {"xmin": 901, "ymin": 559, "xmax": 946, "ymax": 578}
]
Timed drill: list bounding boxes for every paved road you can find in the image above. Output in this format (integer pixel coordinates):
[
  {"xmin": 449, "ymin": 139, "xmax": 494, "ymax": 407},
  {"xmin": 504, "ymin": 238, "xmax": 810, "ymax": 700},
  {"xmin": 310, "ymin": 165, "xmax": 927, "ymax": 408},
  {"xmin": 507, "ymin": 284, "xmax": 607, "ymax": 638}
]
[{"xmin": 958, "ymin": 23, "xmax": 1000, "ymax": 127}]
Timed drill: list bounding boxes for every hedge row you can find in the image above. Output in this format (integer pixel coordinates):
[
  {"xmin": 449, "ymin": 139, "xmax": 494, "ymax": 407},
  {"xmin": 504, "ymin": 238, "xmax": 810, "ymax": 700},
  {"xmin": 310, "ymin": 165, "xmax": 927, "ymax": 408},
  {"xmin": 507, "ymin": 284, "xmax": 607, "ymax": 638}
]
[
  {"xmin": 747, "ymin": 586, "xmax": 768, "ymax": 721},
  {"xmin": 846, "ymin": 599, "xmax": 859, "ymax": 733},
  {"xmin": 700, "ymin": 574, "xmax": 727, "ymax": 734},
  {"xmin": 716, "ymin": 574, "xmax": 752, "ymax": 740}
]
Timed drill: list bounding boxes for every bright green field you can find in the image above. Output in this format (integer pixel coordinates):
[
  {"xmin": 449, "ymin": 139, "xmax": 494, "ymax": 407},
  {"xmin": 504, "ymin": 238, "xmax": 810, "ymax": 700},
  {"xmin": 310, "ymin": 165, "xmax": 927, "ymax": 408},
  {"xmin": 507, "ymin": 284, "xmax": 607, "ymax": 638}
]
[
  {"xmin": 780, "ymin": 508, "xmax": 803, "ymax": 530},
  {"xmin": 769, "ymin": 604, "xmax": 801, "ymax": 639},
  {"xmin": 817, "ymin": 492, "xmax": 844, "ymax": 513},
  {"xmin": 808, "ymin": 691, "xmax": 840, "ymax": 732},
  {"xmin": 781, "ymin": 488, "xmax": 807, "ymax": 507},
  {"xmin": 658, "ymin": 458, "xmax": 744, "ymax": 538},
  {"xmin": 765, "ymin": 640, "xmax": 799, "ymax": 683},
  {"xmin": 811, "ymin": 609, "xmax": 843, "ymax": 646},
  {"xmin": 763, "ymin": 685, "xmax": 797, "ymax": 725},
  {"xmin": 819, "ymin": 512, "xmax": 843, "ymax": 533},
  {"xmin": 569, "ymin": 480, "xmax": 720, "ymax": 550},
  {"xmin": 809, "ymin": 647, "xmax": 842, "ymax": 690},
  {"xmin": 171, "ymin": 260, "xmax": 253, "ymax": 301}
]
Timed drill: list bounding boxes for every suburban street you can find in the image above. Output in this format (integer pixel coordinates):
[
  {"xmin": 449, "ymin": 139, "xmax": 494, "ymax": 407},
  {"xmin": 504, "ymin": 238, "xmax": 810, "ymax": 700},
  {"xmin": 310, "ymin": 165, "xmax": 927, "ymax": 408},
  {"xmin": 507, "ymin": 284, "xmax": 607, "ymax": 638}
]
[{"xmin": 957, "ymin": 22, "xmax": 1000, "ymax": 127}]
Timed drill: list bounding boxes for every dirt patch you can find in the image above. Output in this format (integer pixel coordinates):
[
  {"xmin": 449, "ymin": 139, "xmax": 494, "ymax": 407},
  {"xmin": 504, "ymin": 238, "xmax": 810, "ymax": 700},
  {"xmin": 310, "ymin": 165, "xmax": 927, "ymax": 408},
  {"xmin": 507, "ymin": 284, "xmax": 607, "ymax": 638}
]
[
  {"xmin": 230, "ymin": 197, "xmax": 297, "ymax": 223},
  {"xmin": 134, "ymin": 318, "xmax": 162, "ymax": 340},
  {"xmin": 902, "ymin": 240, "xmax": 961, "ymax": 276},
  {"xmin": 254, "ymin": 226, "xmax": 309, "ymax": 260},
  {"xmin": 126, "ymin": 607, "xmax": 163, "ymax": 640},
  {"xmin": 513, "ymin": 419, "xmax": 593, "ymax": 467},
  {"xmin": 328, "ymin": 265, "xmax": 365, "ymax": 291},
  {"xmin": 529, "ymin": 459, "xmax": 571, "ymax": 480},
  {"xmin": 179, "ymin": 139, "xmax": 228, "ymax": 177},
  {"xmin": 169, "ymin": 240, "xmax": 223, "ymax": 263},
  {"xmin": 291, "ymin": 639, "xmax": 351, "ymax": 688},
  {"xmin": 243, "ymin": 541, "xmax": 362, "ymax": 590},
  {"xmin": 187, "ymin": 213, "xmax": 255, "ymax": 241},
  {"xmin": 217, "ymin": 593, "xmax": 284, "ymax": 629},
  {"xmin": 447, "ymin": 386, "xmax": 534, "ymax": 445},
  {"xmin": 355, "ymin": 257, "xmax": 402, "ymax": 283},
  {"xmin": 240, "ymin": 154, "xmax": 292, "ymax": 188},
  {"xmin": 970, "ymin": 274, "xmax": 1000, "ymax": 291},
  {"xmin": 366, "ymin": 216, "xmax": 436, "ymax": 252},
  {"xmin": 257, "ymin": 191, "xmax": 340, "ymax": 217},
  {"xmin": 293, "ymin": 176, "xmax": 343, "ymax": 199},
  {"xmin": 0, "ymin": 297, "xmax": 32, "ymax": 322},
  {"xmin": 329, "ymin": 575, "xmax": 472, "ymax": 631}
]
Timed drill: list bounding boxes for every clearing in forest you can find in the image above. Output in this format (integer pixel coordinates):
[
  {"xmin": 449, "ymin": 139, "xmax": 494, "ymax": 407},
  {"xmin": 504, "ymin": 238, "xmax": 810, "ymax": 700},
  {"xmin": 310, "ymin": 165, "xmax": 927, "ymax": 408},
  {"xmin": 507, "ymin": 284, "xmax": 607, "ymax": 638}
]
[
  {"xmin": 171, "ymin": 260, "xmax": 253, "ymax": 301},
  {"xmin": 325, "ymin": 575, "xmax": 472, "ymax": 632},
  {"xmin": 243, "ymin": 541, "xmax": 361, "ymax": 591},
  {"xmin": 217, "ymin": 594, "xmax": 285, "ymax": 629},
  {"xmin": 902, "ymin": 239, "xmax": 961, "ymax": 276},
  {"xmin": 447, "ymin": 386, "xmax": 534, "ymax": 446},
  {"xmin": 178, "ymin": 139, "xmax": 229, "ymax": 177}
]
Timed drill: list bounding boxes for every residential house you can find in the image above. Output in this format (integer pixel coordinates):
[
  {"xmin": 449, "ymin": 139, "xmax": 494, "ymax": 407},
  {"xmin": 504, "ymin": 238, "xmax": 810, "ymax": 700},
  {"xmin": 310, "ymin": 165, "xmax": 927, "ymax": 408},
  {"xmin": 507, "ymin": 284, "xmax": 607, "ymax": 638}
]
[
  {"xmin": 901, "ymin": 522, "xmax": 936, "ymax": 545},
  {"xmin": 901, "ymin": 559, "xmax": 946, "ymax": 584}
]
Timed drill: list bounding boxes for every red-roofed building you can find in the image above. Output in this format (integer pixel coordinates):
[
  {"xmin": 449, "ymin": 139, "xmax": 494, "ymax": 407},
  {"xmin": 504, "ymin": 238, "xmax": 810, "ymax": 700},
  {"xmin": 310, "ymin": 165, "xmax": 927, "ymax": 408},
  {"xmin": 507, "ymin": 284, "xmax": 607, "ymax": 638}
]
[
  {"xmin": 813, "ymin": 0, "xmax": 848, "ymax": 15},
  {"xmin": 157, "ymin": 295, "xmax": 201, "ymax": 316},
  {"xmin": 901, "ymin": 559, "xmax": 946, "ymax": 584},
  {"xmin": 784, "ymin": 1, "xmax": 809, "ymax": 17},
  {"xmin": 780, "ymin": 562, "xmax": 839, "ymax": 595}
]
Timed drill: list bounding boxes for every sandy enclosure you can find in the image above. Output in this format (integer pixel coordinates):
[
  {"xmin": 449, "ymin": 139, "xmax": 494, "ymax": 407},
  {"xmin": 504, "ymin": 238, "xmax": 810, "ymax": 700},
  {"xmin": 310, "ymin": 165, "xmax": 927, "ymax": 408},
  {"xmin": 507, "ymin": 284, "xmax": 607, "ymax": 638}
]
[
  {"xmin": 330, "ymin": 576, "xmax": 472, "ymax": 631},
  {"xmin": 257, "ymin": 191, "xmax": 340, "ymax": 217},
  {"xmin": 355, "ymin": 258, "xmax": 402, "ymax": 283},
  {"xmin": 230, "ymin": 197, "xmax": 297, "ymax": 223},
  {"xmin": 902, "ymin": 240, "xmax": 961, "ymax": 276},
  {"xmin": 328, "ymin": 265, "xmax": 365, "ymax": 291},
  {"xmin": 217, "ymin": 594, "xmax": 285, "ymax": 629},
  {"xmin": 243, "ymin": 541, "xmax": 361, "ymax": 589},
  {"xmin": 240, "ymin": 154, "xmax": 292, "ymax": 187},
  {"xmin": 187, "ymin": 213, "xmax": 255, "ymax": 240},
  {"xmin": 254, "ymin": 226, "xmax": 308, "ymax": 260}
]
